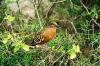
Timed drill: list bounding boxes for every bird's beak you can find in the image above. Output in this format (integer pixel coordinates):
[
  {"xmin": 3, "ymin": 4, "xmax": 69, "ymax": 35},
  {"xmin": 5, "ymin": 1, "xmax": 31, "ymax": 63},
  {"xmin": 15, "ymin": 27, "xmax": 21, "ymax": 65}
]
[{"xmin": 52, "ymin": 22, "xmax": 58, "ymax": 28}]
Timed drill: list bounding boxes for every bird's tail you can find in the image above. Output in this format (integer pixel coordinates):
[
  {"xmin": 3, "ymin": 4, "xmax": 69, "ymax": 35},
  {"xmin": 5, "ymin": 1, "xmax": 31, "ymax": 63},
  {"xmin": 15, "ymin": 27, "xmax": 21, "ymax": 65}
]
[
  {"xmin": 31, "ymin": 39, "xmax": 37, "ymax": 46},
  {"xmin": 24, "ymin": 38, "xmax": 36, "ymax": 46}
]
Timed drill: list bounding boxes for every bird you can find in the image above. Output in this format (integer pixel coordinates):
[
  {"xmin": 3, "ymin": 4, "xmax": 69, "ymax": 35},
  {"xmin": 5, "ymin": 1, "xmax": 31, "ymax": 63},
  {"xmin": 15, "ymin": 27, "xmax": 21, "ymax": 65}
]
[{"xmin": 31, "ymin": 23, "xmax": 57, "ymax": 46}]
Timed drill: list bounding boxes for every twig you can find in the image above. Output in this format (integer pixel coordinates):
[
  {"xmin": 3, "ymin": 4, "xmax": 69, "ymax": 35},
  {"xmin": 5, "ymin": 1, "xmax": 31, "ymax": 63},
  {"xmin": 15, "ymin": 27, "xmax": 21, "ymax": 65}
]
[
  {"xmin": 51, "ymin": 0, "xmax": 66, "ymax": 4},
  {"xmin": 70, "ymin": 21, "xmax": 78, "ymax": 34},
  {"xmin": 36, "ymin": 55, "xmax": 49, "ymax": 66},
  {"xmin": 91, "ymin": 18, "xmax": 100, "ymax": 28},
  {"xmin": 80, "ymin": 0, "xmax": 90, "ymax": 14},
  {"xmin": 32, "ymin": 0, "xmax": 43, "ymax": 30},
  {"xmin": 53, "ymin": 52, "xmax": 66, "ymax": 64}
]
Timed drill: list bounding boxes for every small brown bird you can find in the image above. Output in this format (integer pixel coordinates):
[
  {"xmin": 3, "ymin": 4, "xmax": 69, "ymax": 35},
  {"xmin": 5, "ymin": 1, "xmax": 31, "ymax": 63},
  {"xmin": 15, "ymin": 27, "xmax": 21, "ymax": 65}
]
[{"xmin": 31, "ymin": 23, "xmax": 57, "ymax": 46}]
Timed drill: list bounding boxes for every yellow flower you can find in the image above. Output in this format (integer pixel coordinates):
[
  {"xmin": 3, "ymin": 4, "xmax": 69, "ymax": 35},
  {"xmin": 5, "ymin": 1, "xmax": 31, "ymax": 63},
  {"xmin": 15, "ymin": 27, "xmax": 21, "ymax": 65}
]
[
  {"xmin": 70, "ymin": 52, "xmax": 76, "ymax": 59},
  {"xmin": 73, "ymin": 44, "xmax": 81, "ymax": 53},
  {"xmin": 68, "ymin": 44, "xmax": 81, "ymax": 59}
]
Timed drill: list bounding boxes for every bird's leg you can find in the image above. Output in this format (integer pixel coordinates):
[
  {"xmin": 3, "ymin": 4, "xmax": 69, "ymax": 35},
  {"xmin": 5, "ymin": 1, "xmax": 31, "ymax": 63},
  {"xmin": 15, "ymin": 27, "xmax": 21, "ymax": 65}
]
[
  {"xmin": 44, "ymin": 43, "xmax": 49, "ymax": 51},
  {"xmin": 46, "ymin": 43, "xmax": 48, "ymax": 49},
  {"xmin": 29, "ymin": 45, "xmax": 41, "ymax": 49}
]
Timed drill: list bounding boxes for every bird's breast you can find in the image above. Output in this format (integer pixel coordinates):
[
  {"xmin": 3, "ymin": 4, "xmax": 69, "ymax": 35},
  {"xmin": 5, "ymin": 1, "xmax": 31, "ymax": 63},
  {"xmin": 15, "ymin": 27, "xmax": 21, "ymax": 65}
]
[{"xmin": 43, "ymin": 28, "xmax": 56, "ymax": 42}]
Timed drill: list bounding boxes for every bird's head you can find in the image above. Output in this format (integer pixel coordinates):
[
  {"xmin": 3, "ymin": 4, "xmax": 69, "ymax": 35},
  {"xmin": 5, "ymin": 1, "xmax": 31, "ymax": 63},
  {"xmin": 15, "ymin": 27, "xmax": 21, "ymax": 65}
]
[{"xmin": 49, "ymin": 22, "xmax": 58, "ymax": 28}]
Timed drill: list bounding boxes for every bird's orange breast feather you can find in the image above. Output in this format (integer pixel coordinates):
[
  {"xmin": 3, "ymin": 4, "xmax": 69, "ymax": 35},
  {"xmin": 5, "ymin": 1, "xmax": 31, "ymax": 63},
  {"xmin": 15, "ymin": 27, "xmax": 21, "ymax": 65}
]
[{"xmin": 42, "ymin": 28, "xmax": 56, "ymax": 42}]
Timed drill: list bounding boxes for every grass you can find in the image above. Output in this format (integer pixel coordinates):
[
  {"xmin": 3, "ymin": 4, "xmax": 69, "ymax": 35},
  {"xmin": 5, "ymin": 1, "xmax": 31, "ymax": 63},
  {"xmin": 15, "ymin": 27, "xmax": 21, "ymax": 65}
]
[{"xmin": 0, "ymin": 0, "xmax": 100, "ymax": 66}]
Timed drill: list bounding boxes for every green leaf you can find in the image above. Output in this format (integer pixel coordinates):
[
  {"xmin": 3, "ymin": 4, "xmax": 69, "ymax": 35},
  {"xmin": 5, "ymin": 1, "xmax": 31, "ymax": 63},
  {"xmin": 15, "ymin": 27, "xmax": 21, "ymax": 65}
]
[
  {"xmin": 5, "ymin": 0, "xmax": 17, "ymax": 4},
  {"xmin": 5, "ymin": 15, "xmax": 15, "ymax": 22},
  {"xmin": 13, "ymin": 45, "xmax": 20, "ymax": 53},
  {"xmin": 21, "ymin": 44, "xmax": 30, "ymax": 51},
  {"xmin": 13, "ymin": 40, "xmax": 30, "ymax": 52},
  {"xmin": 58, "ymin": 46, "xmax": 65, "ymax": 52},
  {"xmin": 2, "ymin": 34, "xmax": 12, "ymax": 44},
  {"xmin": 2, "ymin": 38, "xmax": 8, "ymax": 44}
]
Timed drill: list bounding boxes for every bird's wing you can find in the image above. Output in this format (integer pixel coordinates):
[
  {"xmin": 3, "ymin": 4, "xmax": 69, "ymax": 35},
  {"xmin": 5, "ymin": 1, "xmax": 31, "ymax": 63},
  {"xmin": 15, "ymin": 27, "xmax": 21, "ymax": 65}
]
[{"xmin": 31, "ymin": 31, "xmax": 45, "ymax": 46}]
